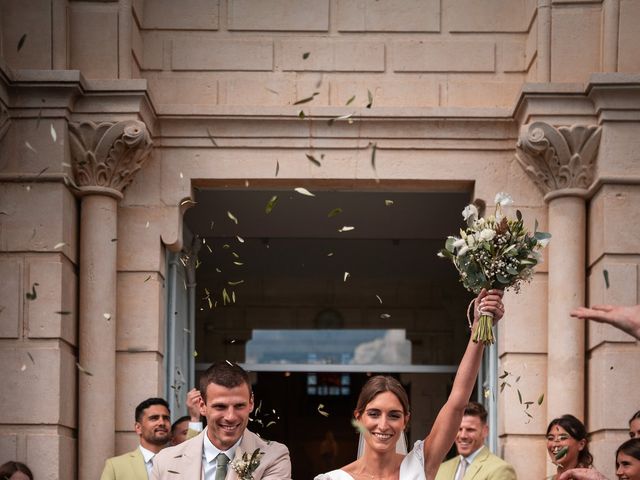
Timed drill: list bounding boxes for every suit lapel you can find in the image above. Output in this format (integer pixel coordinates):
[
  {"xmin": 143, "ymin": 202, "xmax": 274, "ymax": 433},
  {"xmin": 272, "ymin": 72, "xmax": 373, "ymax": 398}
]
[
  {"xmin": 177, "ymin": 430, "xmax": 206, "ymax": 478},
  {"xmin": 465, "ymin": 446, "xmax": 489, "ymax": 480},
  {"xmin": 129, "ymin": 449, "xmax": 147, "ymax": 479}
]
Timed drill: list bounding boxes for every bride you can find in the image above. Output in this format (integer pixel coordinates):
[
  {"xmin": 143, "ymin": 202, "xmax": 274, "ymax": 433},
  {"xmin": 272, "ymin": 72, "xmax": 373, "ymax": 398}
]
[{"xmin": 314, "ymin": 289, "xmax": 505, "ymax": 480}]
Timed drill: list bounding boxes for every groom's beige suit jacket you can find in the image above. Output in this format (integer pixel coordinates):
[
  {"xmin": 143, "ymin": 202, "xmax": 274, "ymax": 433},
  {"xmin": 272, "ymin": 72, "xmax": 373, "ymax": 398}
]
[{"xmin": 150, "ymin": 429, "xmax": 291, "ymax": 480}]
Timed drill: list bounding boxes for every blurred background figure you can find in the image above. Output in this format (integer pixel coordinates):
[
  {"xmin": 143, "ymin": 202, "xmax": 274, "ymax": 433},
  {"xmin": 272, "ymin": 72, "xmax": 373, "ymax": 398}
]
[
  {"xmin": 629, "ymin": 411, "xmax": 640, "ymax": 439},
  {"xmin": 170, "ymin": 415, "xmax": 191, "ymax": 446},
  {"xmin": 0, "ymin": 461, "xmax": 33, "ymax": 480}
]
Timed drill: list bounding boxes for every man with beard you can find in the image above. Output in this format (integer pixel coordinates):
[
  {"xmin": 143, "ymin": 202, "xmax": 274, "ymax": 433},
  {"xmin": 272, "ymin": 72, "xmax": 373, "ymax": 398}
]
[
  {"xmin": 101, "ymin": 398, "xmax": 171, "ymax": 480},
  {"xmin": 435, "ymin": 402, "xmax": 516, "ymax": 480},
  {"xmin": 151, "ymin": 361, "xmax": 291, "ymax": 480}
]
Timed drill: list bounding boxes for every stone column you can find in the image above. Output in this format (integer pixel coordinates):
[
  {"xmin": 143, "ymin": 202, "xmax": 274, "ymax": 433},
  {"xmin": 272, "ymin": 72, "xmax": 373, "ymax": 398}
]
[
  {"xmin": 69, "ymin": 120, "xmax": 152, "ymax": 480},
  {"xmin": 516, "ymin": 122, "xmax": 602, "ymax": 420}
]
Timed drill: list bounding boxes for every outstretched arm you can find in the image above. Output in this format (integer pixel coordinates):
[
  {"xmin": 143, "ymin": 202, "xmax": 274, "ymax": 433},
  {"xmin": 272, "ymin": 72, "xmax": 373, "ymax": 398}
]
[
  {"xmin": 423, "ymin": 289, "xmax": 505, "ymax": 480},
  {"xmin": 570, "ymin": 304, "xmax": 640, "ymax": 340},
  {"xmin": 558, "ymin": 467, "xmax": 609, "ymax": 480}
]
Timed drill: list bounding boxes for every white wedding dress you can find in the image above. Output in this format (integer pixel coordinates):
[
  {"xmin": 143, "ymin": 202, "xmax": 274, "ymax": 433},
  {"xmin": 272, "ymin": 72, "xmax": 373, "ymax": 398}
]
[{"xmin": 314, "ymin": 440, "xmax": 426, "ymax": 480}]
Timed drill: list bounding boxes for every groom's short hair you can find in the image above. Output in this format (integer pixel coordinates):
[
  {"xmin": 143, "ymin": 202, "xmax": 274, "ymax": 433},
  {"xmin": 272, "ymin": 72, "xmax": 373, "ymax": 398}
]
[
  {"xmin": 463, "ymin": 401, "xmax": 488, "ymax": 424},
  {"xmin": 199, "ymin": 361, "xmax": 252, "ymax": 401}
]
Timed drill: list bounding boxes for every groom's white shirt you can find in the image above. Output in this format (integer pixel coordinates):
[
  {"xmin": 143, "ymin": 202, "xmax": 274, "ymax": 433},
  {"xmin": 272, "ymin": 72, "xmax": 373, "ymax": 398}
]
[{"xmin": 202, "ymin": 433, "xmax": 240, "ymax": 480}]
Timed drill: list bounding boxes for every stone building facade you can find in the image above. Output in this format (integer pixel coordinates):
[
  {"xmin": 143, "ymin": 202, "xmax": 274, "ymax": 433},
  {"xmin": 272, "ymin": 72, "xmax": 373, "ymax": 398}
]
[{"xmin": 0, "ymin": 0, "xmax": 639, "ymax": 479}]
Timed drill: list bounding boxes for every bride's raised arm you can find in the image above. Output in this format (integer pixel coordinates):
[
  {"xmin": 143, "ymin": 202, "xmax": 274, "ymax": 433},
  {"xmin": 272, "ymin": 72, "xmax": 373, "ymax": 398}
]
[{"xmin": 422, "ymin": 288, "xmax": 505, "ymax": 480}]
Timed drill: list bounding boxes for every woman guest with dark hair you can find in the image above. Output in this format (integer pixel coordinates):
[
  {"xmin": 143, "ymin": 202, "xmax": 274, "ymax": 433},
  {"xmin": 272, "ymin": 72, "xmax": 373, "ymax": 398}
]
[
  {"xmin": 629, "ymin": 411, "xmax": 640, "ymax": 439},
  {"xmin": 546, "ymin": 415, "xmax": 593, "ymax": 479},
  {"xmin": 314, "ymin": 289, "xmax": 506, "ymax": 480},
  {"xmin": 616, "ymin": 438, "xmax": 640, "ymax": 480},
  {"xmin": 557, "ymin": 438, "xmax": 640, "ymax": 480},
  {"xmin": 0, "ymin": 461, "xmax": 34, "ymax": 480}
]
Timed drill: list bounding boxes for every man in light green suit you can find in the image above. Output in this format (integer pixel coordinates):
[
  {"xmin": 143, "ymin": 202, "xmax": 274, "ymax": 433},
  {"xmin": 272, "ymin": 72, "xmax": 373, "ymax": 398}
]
[
  {"xmin": 100, "ymin": 398, "xmax": 171, "ymax": 480},
  {"xmin": 435, "ymin": 402, "xmax": 516, "ymax": 480}
]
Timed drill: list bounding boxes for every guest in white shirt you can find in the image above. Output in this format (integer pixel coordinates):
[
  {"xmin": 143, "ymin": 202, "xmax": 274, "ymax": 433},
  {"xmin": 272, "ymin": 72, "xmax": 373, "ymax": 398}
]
[{"xmin": 100, "ymin": 397, "xmax": 171, "ymax": 480}]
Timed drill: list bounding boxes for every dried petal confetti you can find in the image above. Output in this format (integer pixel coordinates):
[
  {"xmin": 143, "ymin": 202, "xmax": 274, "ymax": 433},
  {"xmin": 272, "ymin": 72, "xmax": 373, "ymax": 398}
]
[
  {"xmin": 317, "ymin": 404, "xmax": 329, "ymax": 417},
  {"xmin": 338, "ymin": 226, "xmax": 354, "ymax": 232},
  {"xmin": 376, "ymin": 295, "xmax": 383, "ymax": 304},
  {"xmin": 327, "ymin": 208, "xmax": 342, "ymax": 218},
  {"xmin": 54, "ymin": 242, "xmax": 66, "ymax": 249},
  {"xmin": 76, "ymin": 362, "xmax": 94, "ymax": 376},
  {"xmin": 237, "ymin": 235, "xmax": 244, "ymax": 243},
  {"xmin": 366, "ymin": 89, "xmax": 373, "ymax": 108},
  {"xmin": 380, "ymin": 313, "xmax": 391, "ymax": 319},
  {"xmin": 103, "ymin": 313, "xmax": 112, "ymax": 321},
  {"xmin": 345, "ymin": 95, "xmax": 356, "ymax": 106},
  {"xmin": 302, "ymin": 52, "xmax": 310, "ymax": 59},
  {"xmin": 344, "ymin": 272, "xmax": 350, "ymax": 282},
  {"xmin": 385, "ymin": 200, "xmax": 394, "ymax": 206},
  {"xmin": 227, "ymin": 211, "xmax": 239, "ymax": 224},
  {"xmin": 25, "ymin": 141, "xmax": 37, "ymax": 154},
  {"xmin": 294, "ymin": 187, "xmax": 315, "ymax": 197}
]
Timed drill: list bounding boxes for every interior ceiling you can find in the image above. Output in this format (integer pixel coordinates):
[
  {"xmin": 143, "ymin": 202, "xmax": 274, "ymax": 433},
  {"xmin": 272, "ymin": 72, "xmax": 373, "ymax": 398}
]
[{"xmin": 184, "ymin": 188, "xmax": 472, "ymax": 282}]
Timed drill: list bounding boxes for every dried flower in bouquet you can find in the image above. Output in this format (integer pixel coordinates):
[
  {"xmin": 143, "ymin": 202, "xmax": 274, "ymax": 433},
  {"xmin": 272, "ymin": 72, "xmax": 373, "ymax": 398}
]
[
  {"xmin": 230, "ymin": 448, "xmax": 265, "ymax": 480},
  {"xmin": 438, "ymin": 193, "xmax": 551, "ymax": 345}
]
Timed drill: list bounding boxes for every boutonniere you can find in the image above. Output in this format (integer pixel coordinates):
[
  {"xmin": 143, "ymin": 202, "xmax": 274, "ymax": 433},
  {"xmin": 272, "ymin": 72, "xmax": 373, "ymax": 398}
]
[{"xmin": 230, "ymin": 448, "xmax": 264, "ymax": 480}]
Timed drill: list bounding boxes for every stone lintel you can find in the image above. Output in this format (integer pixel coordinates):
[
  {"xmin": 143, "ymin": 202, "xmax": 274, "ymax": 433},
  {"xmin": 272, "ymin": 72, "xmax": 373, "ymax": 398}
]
[
  {"xmin": 587, "ymin": 73, "xmax": 640, "ymax": 122},
  {"xmin": 512, "ymin": 82, "xmax": 595, "ymax": 126}
]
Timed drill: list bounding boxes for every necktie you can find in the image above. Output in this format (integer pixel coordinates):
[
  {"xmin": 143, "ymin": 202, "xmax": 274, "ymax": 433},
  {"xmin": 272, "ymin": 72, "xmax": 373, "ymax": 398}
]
[
  {"xmin": 215, "ymin": 453, "xmax": 230, "ymax": 480},
  {"xmin": 455, "ymin": 457, "xmax": 468, "ymax": 480}
]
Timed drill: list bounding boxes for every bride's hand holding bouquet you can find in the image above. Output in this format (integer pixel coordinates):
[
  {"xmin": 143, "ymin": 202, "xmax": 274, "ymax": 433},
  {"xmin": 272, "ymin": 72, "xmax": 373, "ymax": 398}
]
[{"xmin": 439, "ymin": 193, "xmax": 551, "ymax": 345}]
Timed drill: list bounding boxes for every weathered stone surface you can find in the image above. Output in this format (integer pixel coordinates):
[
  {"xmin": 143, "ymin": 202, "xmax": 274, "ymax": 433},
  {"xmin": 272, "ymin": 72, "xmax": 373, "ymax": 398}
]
[
  {"xmin": 143, "ymin": 0, "xmax": 219, "ymax": 30},
  {"xmin": 228, "ymin": 0, "xmax": 329, "ymax": 31},
  {"xmin": 618, "ymin": 0, "xmax": 640, "ymax": 72},
  {"xmin": 550, "ymin": 6, "xmax": 601, "ymax": 82},
  {"xmin": 337, "ymin": 0, "xmax": 439, "ymax": 32},
  {"xmin": 115, "ymin": 352, "xmax": 164, "ymax": 430},
  {"xmin": 392, "ymin": 41, "xmax": 495, "ymax": 72},
  {"xmin": 0, "ymin": 0, "xmax": 52, "ymax": 69},
  {"xmin": 445, "ymin": 0, "xmax": 532, "ymax": 32},
  {"xmin": 280, "ymin": 40, "xmax": 385, "ymax": 72},
  {"xmin": 27, "ymin": 431, "xmax": 76, "ymax": 480},
  {"xmin": 330, "ymin": 77, "xmax": 439, "ymax": 107},
  {"xmin": 172, "ymin": 37, "xmax": 273, "ymax": 71},
  {"xmin": 145, "ymin": 73, "xmax": 218, "ymax": 106},
  {"xmin": 501, "ymin": 435, "xmax": 548, "ymax": 480},
  {"xmin": 69, "ymin": 2, "xmax": 119, "ymax": 78},
  {"xmin": 0, "ymin": 346, "xmax": 76, "ymax": 426},
  {"xmin": 0, "ymin": 257, "xmax": 21, "ymax": 338},
  {"xmin": 117, "ymin": 272, "xmax": 164, "ymax": 352},
  {"xmin": 445, "ymin": 79, "xmax": 522, "ymax": 107}
]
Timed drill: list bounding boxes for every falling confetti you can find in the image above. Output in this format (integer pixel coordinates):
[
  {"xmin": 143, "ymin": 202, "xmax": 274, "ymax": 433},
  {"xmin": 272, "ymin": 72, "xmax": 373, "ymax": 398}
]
[
  {"xmin": 275, "ymin": 160, "xmax": 280, "ymax": 177},
  {"xmin": 265, "ymin": 195, "xmax": 278, "ymax": 214},
  {"xmin": 294, "ymin": 187, "xmax": 315, "ymax": 197},
  {"xmin": 327, "ymin": 208, "xmax": 343, "ymax": 218},
  {"xmin": 25, "ymin": 141, "xmax": 37, "ymax": 154},
  {"xmin": 328, "ymin": 113, "xmax": 354, "ymax": 126},
  {"xmin": 338, "ymin": 226, "xmax": 354, "ymax": 232},
  {"xmin": 54, "ymin": 242, "xmax": 66, "ymax": 250},
  {"xmin": 302, "ymin": 52, "xmax": 310, "ymax": 59},
  {"xmin": 344, "ymin": 272, "xmax": 350, "ymax": 282},
  {"xmin": 293, "ymin": 92, "xmax": 319, "ymax": 105},
  {"xmin": 345, "ymin": 95, "xmax": 356, "ymax": 106},
  {"xmin": 306, "ymin": 153, "xmax": 321, "ymax": 167},
  {"xmin": 145, "ymin": 221, "xmax": 150, "ymax": 228},
  {"xmin": 103, "ymin": 313, "xmax": 112, "ymax": 321},
  {"xmin": 555, "ymin": 446, "xmax": 569, "ymax": 460},
  {"xmin": 50, "ymin": 124, "xmax": 57, "ymax": 143},
  {"xmin": 227, "ymin": 211, "xmax": 239, "ymax": 224},
  {"xmin": 25, "ymin": 283, "xmax": 39, "ymax": 300},
  {"xmin": 206, "ymin": 128, "xmax": 218, "ymax": 146},
  {"xmin": 603, "ymin": 269, "xmax": 610, "ymax": 289},
  {"xmin": 380, "ymin": 313, "xmax": 391, "ymax": 319},
  {"xmin": 17, "ymin": 33, "xmax": 27, "ymax": 52},
  {"xmin": 317, "ymin": 404, "xmax": 330, "ymax": 417},
  {"xmin": 376, "ymin": 294, "xmax": 383, "ymax": 304},
  {"xmin": 76, "ymin": 362, "xmax": 94, "ymax": 376},
  {"xmin": 54, "ymin": 311, "xmax": 71, "ymax": 315},
  {"xmin": 298, "ymin": 110, "xmax": 305, "ymax": 119},
  {"xmin": 144, "ymin": 275, "xmax": 152, "ymax": 282},
  {"xmin": 384, "ymin": 200, "xmax": 394, "ymax": 206},
  {"xmin": 537, "ymin": 393, "xmax": 544, "ymax": 405},
  {"xmin": 236, "ymin": 235, "xmax": 244, "ymax": 243},
  {"xmin": 366, "ymin": 89, "xmax": 373, "ymax": 108}
]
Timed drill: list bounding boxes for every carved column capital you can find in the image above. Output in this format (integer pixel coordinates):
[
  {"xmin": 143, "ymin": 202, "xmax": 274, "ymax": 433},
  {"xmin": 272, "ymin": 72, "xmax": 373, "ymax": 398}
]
[
  {"xmin": 69, "ymin": 120, "xmax": 153, "ymax": 198},
  {"xmin": 515, "ymin": 122, "xmax": 602, "ymax": 200},
  {"xmin": 0, "ymin": 103, "xmax": 10, "ymax": 143}
]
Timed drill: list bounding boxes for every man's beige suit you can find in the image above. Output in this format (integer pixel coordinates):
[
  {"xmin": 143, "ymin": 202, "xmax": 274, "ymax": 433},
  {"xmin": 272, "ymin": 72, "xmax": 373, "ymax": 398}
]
[
  {"xmin": 435, "ymin": 446, "xmax": 517, "ymax": 480},
  {"xmin": 150, "ymin": 429, "xmax": 291, "ymax": 480},
  {"xmin": 100, "ymin": 447, "xmax": 148, "ymax": 480}
]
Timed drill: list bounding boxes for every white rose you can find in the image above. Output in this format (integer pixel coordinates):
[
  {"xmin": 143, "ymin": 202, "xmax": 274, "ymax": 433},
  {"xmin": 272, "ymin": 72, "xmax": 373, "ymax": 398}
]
[
  {"xmin": 479, "ymin": 229, "xmax": 496, "ymax": 241},
  {"xmin": 462, "ymin": 204, "xmax": 478, "ymax": 222},
  {"xmin": 494, "ymin": 192, "xmax": 513, "ymax": 207}
]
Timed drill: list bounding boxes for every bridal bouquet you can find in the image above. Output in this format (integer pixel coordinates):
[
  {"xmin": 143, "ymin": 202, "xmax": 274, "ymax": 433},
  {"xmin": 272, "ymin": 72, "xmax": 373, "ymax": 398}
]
[
  {"xmin": 230, "ymin": 448, "xmax": 264, "ymax": 480},
  {"xmin": 438, "ymin": 193, "xmax": 550, "ymax": 345}
]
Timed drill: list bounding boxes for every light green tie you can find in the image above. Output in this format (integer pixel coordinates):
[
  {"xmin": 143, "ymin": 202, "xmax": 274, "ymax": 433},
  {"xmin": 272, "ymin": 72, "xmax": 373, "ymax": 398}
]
[{"xmin": 215, "ymin": 453, "xmax": 230, "ymax": 480}]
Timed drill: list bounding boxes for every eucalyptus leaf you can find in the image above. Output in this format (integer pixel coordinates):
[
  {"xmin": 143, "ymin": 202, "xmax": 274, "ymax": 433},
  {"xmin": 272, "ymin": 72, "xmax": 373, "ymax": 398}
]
[
  {"xmin": 306, "ymin": 153, "xmax": 322, "ymax": 167},
  {"xmin": 302, "ymin": 52, "xmax": 310, "ymax": 59},
  {"xmin": 265, "ymin": 195, "xmax": 278, "ymax": 214},
  {"xmin": 327, "ymin": 207, "xmax": 343, "ymax": 218},
  {"xmin": 555, "ymin": 446, "xmax": 569, "ymax": 460},
  {"xmin": 603, "ymin": 269, "xmax": 610, "ymax": 289},
  {"xmin": 517, "ymin": 389, "xmax": 522, "ymax": 404},
  {"xmin": 17, "ymin": 33, "xmax": 27, "ymax": 52},
  {"xmin": 537, "ymin": 393, "xmax": 544, "ymax": 405},
  {"xmin": 345, "ymin": 95, "xmax": 355, "ymax": 105},
  {"xmin": 366, "ymin": 89, "xmax": 373, "ymax": 108},
  {"xmin": 293, "ymin": 92, "xmax": 319, "ymax": 105},
  {"xmin": 25, "ymin": 283, "xmax": 39, "ymax": 300},
  {"xmin": 227, "ymin": 211, "xmax": 239, "ymax": 224}
]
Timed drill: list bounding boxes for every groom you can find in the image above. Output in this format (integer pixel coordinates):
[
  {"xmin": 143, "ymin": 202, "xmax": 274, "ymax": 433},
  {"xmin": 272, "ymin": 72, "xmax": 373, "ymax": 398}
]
[{"xmin": 151, "ymin": 361, "xmax": 291, "ymax": 479}]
